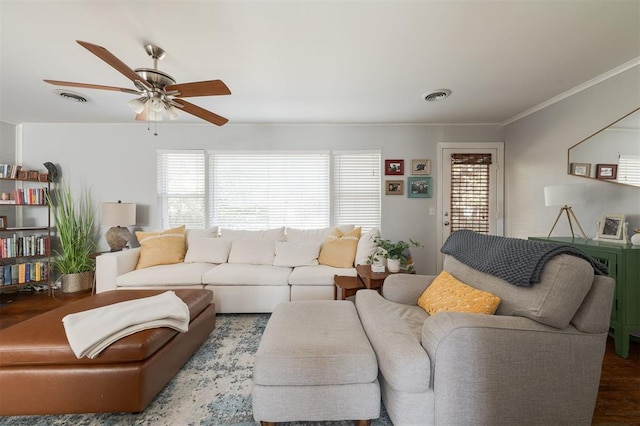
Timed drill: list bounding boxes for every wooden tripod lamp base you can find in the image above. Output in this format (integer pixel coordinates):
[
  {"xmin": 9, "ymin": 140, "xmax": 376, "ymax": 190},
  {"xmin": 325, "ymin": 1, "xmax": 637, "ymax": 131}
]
[{"xmin": 547, "ymin": 205, "xmax": 588, "ymax": 240}]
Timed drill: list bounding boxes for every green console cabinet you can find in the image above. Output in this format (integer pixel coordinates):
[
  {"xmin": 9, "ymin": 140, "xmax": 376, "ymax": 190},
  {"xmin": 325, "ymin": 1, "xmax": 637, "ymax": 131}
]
[{"xmin": 529, "ymin": 237, "xmax": 640, "ymax": 358}]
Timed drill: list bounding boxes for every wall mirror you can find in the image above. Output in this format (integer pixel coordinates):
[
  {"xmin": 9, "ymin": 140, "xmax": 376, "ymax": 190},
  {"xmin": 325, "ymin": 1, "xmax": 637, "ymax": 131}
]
[{"xmin": 568, "ymin": 106, "xmax": 640, "ymax": 188}]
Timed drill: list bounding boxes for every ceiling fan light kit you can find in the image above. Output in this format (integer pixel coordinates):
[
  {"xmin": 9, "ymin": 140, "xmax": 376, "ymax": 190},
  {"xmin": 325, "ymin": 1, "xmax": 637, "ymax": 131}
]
[{"xmin": 44, "ymin": 40, "xmax": 231, "ymax": 127}]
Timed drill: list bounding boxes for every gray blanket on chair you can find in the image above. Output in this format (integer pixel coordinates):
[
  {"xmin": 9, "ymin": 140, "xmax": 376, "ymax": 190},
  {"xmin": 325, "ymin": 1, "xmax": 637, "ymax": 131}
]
[{"xmin": 440, "ymin": 230, "xmax": 608, "ymax": 287}]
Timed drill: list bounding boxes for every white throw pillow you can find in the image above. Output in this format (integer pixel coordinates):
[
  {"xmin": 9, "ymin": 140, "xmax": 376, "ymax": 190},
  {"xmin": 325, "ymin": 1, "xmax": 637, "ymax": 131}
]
[
  {"xmin": 286, "ymin": 225, "xmax": 355, "ymax": 244},
  {"xmin": 220, "ymin": 227, "xmax": 285, "ymax": 241},
  {"xmin": 355, "ymin": 227, "xmax": 381, "ymax": 266},
  {"xmin": 186, "ymin": 227, "xmax": 219, "ymax": 248},
  {"xmin": 184, "ymin": 237, "xmax": 232, "ymax": 264},
  {"xmin": 273, "ymin": 241, "xmax": 321, "ymax": 267},
  {"xmin": 228, "ymin": 239, "xmax": 275, "ymax": 265}
]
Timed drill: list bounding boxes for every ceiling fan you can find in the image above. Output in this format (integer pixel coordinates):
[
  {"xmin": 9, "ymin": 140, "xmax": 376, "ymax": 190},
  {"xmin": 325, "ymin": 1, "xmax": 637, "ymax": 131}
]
[{"xmin": 44, "ymin": 40, "xmax": 231, "ymax": 126}]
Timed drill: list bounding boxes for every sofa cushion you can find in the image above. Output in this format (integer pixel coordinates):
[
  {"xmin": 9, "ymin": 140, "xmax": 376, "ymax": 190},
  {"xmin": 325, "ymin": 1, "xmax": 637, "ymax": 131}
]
[
  {"xmin": 135, "ymin": 225, "xmax": 186, "ymax": 270},
  {"xmin": 184, "ymin": 237, "xmax": 232, "ymax": 264},
  {"xmin": 288, "ymin": 264, "xmax": 357, "ymax": 285},
  {"xmin": 202, "ymin": 263, "xmax": 292, "ymax": 286},
  {"xmin": 117, "ymin": 262, "xmax": 216, "ymax": 286},
  {"xmin": 286, "ymin": 225, "xmax": 354, "ymax": 245},
  {"xmin": 318, "ymin": 227, "xmax": 361, "ymax": 268},
  {"xmin": 273, "ymin": 241, "xmax": 320, "ymax": 267},
  {"xmin": 355, "ymin": 227, "xmax": 380, "ymax": 266},
  {"xmin": 355, "ymin": 289, "xmax": 431, "ymax": 393},
  {"xmin": 227, "ymin": 239, "xmax": 275, "ymax": 265},
  {"xmin": 185, "ymin": 227, "xmax": 218, "ymax": 247},
  {"xmin": 220, "ymin": 227, "xmax": 285, "ymax": 241},
  {"xmin": 443, "ymin": 254, "xmax": 594, "ymax": 329},
  {"xmin": 418, "ymin": 271, "xmax": 501, "ymax": 315}
]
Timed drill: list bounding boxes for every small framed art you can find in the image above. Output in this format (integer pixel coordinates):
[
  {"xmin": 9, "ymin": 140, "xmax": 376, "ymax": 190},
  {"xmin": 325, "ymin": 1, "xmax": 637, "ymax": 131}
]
[
  {"xmin": 28, "ymin": 170, "xmax": 39, "ymax": 181},
  {"xmin": 385, "ymin": 180, "xmax": 404, "ymax": 195},
  {"xmin": 596, "ymin": 213, "xmax": 625, "ymax": 240},
  {"xmin": 407, "ymin": 177, "xmax": 432, "ymax": 198},
  {"xmin": 384, "ymin": 159, "xmax": 404, "ymax": 175},
  {"xmin": 596, "ymin": 164, "xmax": 617, "ymax": 180},
  {"xmin": 17, "ymin": 170, "xmax": 27, "ymax": 180},
  {"xmin": 570, "ymin": 163, "xmax": 590, "ymax": 177},
  {"xmin": 410, "ymin": 159, "xmax": 431, "ymax": 175}
]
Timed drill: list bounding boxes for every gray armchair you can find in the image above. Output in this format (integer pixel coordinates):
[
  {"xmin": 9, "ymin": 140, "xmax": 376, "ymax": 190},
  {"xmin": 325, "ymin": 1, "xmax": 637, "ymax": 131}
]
[{"xmin": 355, "ymin": 253, "xmax": 614, "ymax": 425}]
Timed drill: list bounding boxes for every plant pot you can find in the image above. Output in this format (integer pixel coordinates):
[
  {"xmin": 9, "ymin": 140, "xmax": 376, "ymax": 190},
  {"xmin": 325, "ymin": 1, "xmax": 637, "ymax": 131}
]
[
  {"xmin": 387, "ymin": 258, "xmax": 401, "ymax": 273},
  {"xmin": 61, "ymin": 271, "xmax": 93, "ymax": 294}
]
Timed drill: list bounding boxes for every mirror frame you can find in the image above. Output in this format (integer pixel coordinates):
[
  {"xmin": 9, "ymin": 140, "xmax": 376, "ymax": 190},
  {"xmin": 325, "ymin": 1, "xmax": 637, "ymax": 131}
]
[{"xmin": 568, "ymin": 106, "xmax": 640, "ymax": 188}]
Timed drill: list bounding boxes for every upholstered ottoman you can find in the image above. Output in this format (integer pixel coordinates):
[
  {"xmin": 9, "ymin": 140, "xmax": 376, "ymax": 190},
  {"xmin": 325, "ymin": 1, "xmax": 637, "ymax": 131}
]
[
  {"xmin": 0, "ymin": 289, "xmax": 215, "ymax": 415},
  {"xmin": 252, "ymin": 301, "xmax": 380, "ymax": 425}
]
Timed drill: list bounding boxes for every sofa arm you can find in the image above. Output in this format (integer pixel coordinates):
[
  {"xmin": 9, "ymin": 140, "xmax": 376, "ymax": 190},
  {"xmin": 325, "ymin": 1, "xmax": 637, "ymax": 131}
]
[
  {"xmin": 95, "ymin": 248, "xmax": 140, "ymax": 293},
  {"xmin": 382, "ymin": 274, "xmax": 434, "ymax": 305},
  {"xmin": 421, "ymin": 312, "xmax": 607, "ymax": 424}
]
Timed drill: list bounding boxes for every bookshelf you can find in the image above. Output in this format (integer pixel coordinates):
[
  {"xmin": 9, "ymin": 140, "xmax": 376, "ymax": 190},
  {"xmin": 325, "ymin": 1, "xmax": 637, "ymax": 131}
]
[{"xmin": 0, "ymin": 170, "xmax": 51, "ymax": 292}]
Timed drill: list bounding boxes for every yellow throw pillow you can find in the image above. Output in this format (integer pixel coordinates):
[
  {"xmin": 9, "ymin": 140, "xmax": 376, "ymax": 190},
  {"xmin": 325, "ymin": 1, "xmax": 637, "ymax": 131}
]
[
  {"xmin": 418, "ymin": 270, "xmax": 501, "ymax": 315},
  {"xmin": 135, "ymin": 225, "xmax": 187, "ymax": 269},
  {"xmin": 318, "ymin": 227, "xmax": 362, "ymax": 268}
]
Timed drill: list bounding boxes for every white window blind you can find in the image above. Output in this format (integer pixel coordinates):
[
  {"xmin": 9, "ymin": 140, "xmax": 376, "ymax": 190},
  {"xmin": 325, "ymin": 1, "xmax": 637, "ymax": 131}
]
[
  {"xmin": 617, "ymin": 155, "xmax": 640, "ymax": 186},
  {"xmin": 157, "ymin": 150, "xmax": 206, "ymax": 229},
  {"xmin": 209, "ymin": 152, "xmax": 330, "ymax": 230},
  {"xmin": 333, "ymin": 151, "xmax": 381, "ymax": 232},
  {"xmin": 450, "ymin": 153, "xmax": 492, "ymax": 234}
]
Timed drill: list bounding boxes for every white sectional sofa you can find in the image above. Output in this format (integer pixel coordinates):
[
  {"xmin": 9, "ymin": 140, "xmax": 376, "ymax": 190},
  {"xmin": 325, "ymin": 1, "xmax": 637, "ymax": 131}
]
[{"xmin": 96, "ymin": 225, "xmax": 379, "ymax": 313}]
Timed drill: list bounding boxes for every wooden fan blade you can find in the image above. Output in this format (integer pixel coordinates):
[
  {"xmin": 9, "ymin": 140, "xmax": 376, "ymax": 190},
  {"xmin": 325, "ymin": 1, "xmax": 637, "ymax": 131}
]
[
  {"xmin": 166, "ymin": 80, "xmax": 231, "ymax": 98},
  {"xmin": 76, "ymin": 40, "xmax": 149, "ymax": 88},
  {"xmin": 173, "ymin": 99, "xmax": 228, "ymax": 126},
  {"xmin": 44, "ymin": 80, "xmax": 140, "ymax": 95}
]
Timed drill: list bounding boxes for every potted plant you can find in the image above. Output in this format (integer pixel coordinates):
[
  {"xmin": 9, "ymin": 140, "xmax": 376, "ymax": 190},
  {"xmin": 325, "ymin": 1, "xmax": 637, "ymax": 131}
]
[
  {"xmin": 46, "ymin": 181, "xmax": 97, "ymax": 293},
  {"xmin": 372, "ymin": 237, "xmax": 421, "ymax": 272}
]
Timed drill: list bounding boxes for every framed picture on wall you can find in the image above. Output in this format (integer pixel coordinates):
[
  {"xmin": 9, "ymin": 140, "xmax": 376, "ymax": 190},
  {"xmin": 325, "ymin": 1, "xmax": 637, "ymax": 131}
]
[
  {"xmin": 407, "ymin": 177, "xmax": 432, "ymax": 198},
  {"xmin": 385, "ymin": 180, "xmax": 404, "ymax": 195},
  {"xmin": 410, "ymin": 159, "xmax": 431, "ymax": 175},
  {"xmin": 570, "ymin": 163, "xmax": 591, "ymax": 177},
  {"xmin": 595, "ymin": 164, "xmax": 617, "ymax": 180},
  {"xmin": 384, "ymin": 159, "xmax": 404, "ymax": 175},
  {"xmin": 596, "ymin": 213, "xmax": 625, "ymax": 240}
]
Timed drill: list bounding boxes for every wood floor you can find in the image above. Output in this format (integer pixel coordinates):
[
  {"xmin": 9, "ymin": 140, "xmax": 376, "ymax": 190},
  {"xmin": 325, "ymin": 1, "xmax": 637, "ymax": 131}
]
[{"xmin": 1, "ymin": 290, "xmax": 639, "ymax": 424}]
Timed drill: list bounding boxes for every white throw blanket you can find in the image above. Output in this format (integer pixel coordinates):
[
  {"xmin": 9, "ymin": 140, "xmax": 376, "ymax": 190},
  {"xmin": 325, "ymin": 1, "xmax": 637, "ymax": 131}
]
[{"xmin": 63, "ymin": 291, "xmax": 190, "ymax": 359}]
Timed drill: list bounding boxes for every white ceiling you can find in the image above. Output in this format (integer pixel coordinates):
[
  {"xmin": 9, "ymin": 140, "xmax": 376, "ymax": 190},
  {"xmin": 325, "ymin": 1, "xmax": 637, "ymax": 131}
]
[{"xmin": 1, "ymin": 0, "xmax": 639, "ymax": 126}]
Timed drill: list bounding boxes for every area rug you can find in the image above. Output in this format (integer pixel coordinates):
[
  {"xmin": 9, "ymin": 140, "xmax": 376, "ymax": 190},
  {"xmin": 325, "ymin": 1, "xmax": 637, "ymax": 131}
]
[{"xmin": 0, "ymin": 314, "xmax": 393, "ymax": 426}]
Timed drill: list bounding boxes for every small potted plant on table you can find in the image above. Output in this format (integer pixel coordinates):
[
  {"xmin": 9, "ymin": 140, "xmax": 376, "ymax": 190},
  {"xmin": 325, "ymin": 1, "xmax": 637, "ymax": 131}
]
[{"xmin": 372, "ymin": 237, "xmax": 421, "ymax": 273}]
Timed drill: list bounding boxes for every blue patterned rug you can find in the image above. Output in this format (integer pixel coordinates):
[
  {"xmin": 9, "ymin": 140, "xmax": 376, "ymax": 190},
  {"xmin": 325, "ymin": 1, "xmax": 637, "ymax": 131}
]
[{"xmin": 0, "ymin": 314, "xmax": 392, "ymax": 426}]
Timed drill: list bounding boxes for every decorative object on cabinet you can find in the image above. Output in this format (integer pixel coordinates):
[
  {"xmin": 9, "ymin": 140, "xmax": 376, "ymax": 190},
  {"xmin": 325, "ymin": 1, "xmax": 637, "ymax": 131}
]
[
  {"xmin": 385, "ymin": 180, "xmax": 403, "ymax": 195},
  {"xmin": 543, "ymin": 184, "xmax": 588, "ymax": 240},
  {"xmin": 47, "ymin": 181, "xmax": 97, "ymax": 293},
  {"xmin": 407, "ymin": 176, "xmax": 432, "ymax": 198},
  {"xmin": 384, "ymin": 159, "xmax": 404, "ymax": 175},
  {"xmin": 594, "ymin": 213, "xmax": 629, "ymax": 244},
  {"xmin": 0, "ymin": 170, "xmax": 51, "ymax": 291},
  {"xmin": 570, "ymin": 163, "xmax": 591, "ymax": 177},
  {"xmin": 101, "ymin": 201, "xmax": 136, "ymax": 251},
  {"xmin": 529, "ymin": 236, "xmax": 640, "ymax": 358},
  {"xmin": 632, "ymin": 228, "xmax": 640, "ymax": 246},
  {"xmin": 596, "ymin": 164, "xmax": 618, "ymax": 180},
  {"xmin": 410, "ymin": 159, "xmax": 431, "ymax": 175}
]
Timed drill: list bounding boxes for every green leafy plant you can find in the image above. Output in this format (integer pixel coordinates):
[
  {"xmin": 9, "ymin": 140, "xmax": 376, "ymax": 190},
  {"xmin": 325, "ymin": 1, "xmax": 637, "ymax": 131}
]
[
  {"xmin": 372, "ymin": 237, "xmax": 421, "ymax": 260},
  {"xmin": 46, "ymin": 181, "xmax": 97, "ymax": 275}
]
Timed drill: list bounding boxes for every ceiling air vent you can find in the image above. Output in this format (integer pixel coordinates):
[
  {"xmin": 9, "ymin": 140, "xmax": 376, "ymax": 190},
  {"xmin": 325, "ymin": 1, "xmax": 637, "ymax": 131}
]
[
  {"xmin": 423, "ymin": 89, "xmax": 452, "ymax": 102},
  {"xmin": 54, "ymin": 90, "xmax": 88, "ymax": 103}
]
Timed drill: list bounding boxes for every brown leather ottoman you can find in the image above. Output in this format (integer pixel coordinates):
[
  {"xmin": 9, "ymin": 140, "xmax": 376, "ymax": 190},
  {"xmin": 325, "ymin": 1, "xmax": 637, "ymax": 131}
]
[{"xmin": 0, "ymin": 289, "xmax": 215, "ymax": 416}]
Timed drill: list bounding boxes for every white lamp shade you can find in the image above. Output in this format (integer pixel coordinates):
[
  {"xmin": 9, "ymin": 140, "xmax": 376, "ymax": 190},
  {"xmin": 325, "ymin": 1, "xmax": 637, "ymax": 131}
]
[
  {"xmin": 101, "ymin": 202, "xmax": 136, "ymax": 227},
  {"xmin": 128, "ymin": 98, "xmax": 146, "ymax": 114},
  {"xmin": 544, "ymin": 184, "xmax": 587, "ymax": 207}
]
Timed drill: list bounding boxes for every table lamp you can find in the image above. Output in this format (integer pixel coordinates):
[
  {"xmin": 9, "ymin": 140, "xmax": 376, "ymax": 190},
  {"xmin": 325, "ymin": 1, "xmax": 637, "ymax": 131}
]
[
  {"xmin": 544, "ymin": 184, "xmax": 588, "ymax": 240},
  {"xmin": 102, "ymin": 201, "xmax": 136, "ymax": 251}
]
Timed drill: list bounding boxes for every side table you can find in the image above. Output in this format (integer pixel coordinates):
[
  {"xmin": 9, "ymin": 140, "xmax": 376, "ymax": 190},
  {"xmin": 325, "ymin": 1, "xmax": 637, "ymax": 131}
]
[
  {"xmin": 355, "ymin": 264, "xmax": 414, "ymax": 293},
  {"xmin": 333, "ymin": 275, "xmax": 364, "ymax": 300}
]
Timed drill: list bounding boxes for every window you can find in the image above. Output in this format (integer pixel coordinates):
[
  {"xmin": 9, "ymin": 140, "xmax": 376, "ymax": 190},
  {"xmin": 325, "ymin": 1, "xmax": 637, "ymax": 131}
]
[
  {"xmin": 157, "ymin": 150, "xmax": 205, "ymax": 229},
  {"xmin": 157, "ymin": 150, "xmax": 381, "ymax": 231},
  {"xmin": 617, "ymin": 154, "xmax": 640, "ymax": 186},
  {"xmin": 450, "ymin": 153, "xmax": 492, "ymax": 234}
]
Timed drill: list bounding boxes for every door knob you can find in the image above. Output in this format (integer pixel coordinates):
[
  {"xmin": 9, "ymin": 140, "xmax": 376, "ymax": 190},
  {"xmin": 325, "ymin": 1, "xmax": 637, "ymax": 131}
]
[{"xmin": 444, "ymin": 221, "xmax": 450, "ymax": 226}]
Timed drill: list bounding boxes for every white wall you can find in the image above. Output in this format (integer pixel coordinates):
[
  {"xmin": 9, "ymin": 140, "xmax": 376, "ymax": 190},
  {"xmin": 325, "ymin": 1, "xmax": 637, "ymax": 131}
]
[
  {"xmin": 504, "ymin": 65, "xmax": 640, "ymax": 240},
  {"xmin": 18, "ymin": 122, "xmax": 502, "ymax": 274}
]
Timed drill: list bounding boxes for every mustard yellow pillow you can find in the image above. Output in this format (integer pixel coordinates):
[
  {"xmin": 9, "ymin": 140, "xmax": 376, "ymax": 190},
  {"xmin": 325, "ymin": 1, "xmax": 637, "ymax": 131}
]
[
  {"xmin": 418, "ymin": 270, "xmax": 501, "ymax": 315},
  {"xmin": 318, "ymin": 227, "xmax": 362, "ymax": 268},
  {"xmin": 135, "ymin": 225, "xmax": 187, "ymax": 269}
]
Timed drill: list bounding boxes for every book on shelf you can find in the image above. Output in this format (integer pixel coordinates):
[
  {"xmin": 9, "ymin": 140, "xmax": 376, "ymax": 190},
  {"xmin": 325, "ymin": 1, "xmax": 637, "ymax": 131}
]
[
  {"xmin": 0, "ymin": 261, "xmax": 48, "ymax": 286},
  {"xmin": 0, "ymin": 164, "xmax": 21, "ymax": 179}
]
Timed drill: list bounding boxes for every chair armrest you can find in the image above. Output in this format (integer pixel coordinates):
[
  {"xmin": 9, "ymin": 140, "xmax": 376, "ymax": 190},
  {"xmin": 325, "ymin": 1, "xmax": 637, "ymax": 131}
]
[
  {"xmin": 95, "ymin": 248, "xmax": 140, "ymax": 293},
  {"xmin": 382, "ymin": 274, "xmax": 434, "ymax": 305}
]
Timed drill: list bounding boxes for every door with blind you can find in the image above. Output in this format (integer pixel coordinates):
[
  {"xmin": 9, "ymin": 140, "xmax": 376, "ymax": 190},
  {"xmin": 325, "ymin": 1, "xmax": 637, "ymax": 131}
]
[{"xmin": 436, "ymin": 143, "xmax": 504, "ymax": 271}]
